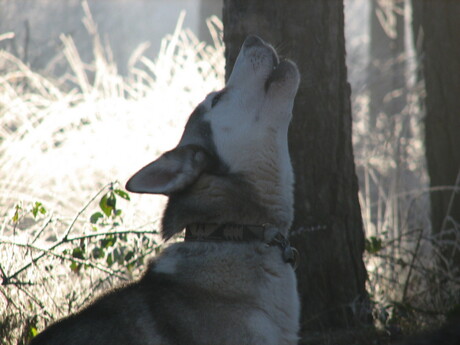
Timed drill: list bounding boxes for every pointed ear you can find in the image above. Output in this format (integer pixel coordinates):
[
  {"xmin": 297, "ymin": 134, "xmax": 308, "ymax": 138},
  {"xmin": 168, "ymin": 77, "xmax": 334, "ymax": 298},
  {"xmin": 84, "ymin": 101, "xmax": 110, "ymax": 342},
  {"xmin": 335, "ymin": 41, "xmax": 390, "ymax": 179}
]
[{"xmin": 125, "ymin": 145, "xmax": 215, "ymax": 195}]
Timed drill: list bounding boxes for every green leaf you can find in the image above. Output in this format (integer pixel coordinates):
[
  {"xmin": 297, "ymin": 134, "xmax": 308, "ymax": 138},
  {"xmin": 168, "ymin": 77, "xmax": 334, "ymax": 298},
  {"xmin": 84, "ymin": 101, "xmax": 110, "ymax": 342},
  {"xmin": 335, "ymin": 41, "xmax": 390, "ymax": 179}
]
[
  {"xmin": 114, "ymin": 189, "xmax": 130, "ymax": 201},
  {"xmin": 106, "ymin": 193, "xmax": 116, "ymax": 208},
  {"xmin": 113, "ymin": 248, "xmax": 123, "ymax": 264},
  {"xmin": 365, "ymin": 236, "xmax": 383, "ymax": 254},
  {"xmin": 29, "ymin": 326, "xmax": 38, "ymax": 338},
  {"xmin": 124, "ymin": 250, "xmax": 134, "ymax": 262},
  {"xmin": 31, "ymin": 201, "xmax": 47, "ymax": 218},
  {"xmin": 99, "ymin": 194, "xmax": 112, "ymax": 217},
  {"xmin": 90, "ymin": 212, "xmax": 103, "ymax": 224},
  {"xmin": 69, "ymin": 261, "xmax": 81, "ymax": 273},
  {"xmin": 106, "ymin": 253, "xmax": 113, "ymax": 266},
  {"xmin": 100, "ymin": 235, "xmax": 115, "ymax": 248},
  {"xmin": 92, "ymin": 247, "xmax": 105, "ymax": 259},
  {"xmin": 12, "ymin": 204, "xmax": 22, "ymax": 223},
  {"xmin": 71, "ymin": 247, "xmax": 85, "ymax": 260},
  {"xmin": 69, "ymin": 261, "xmax": 80, "ymax": 273}
]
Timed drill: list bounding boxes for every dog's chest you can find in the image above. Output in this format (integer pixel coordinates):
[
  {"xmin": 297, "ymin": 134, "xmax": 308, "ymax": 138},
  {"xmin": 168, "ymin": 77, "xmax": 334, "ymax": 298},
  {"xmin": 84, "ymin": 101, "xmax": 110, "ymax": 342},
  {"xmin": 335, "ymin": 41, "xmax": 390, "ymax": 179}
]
[
  {"xmin": 254, "ymin": 252, "xmax": 300, "ymax": 344},
  {"xmin": 152, "ymin": 241, "xmax": 300, "ymax": 344}
]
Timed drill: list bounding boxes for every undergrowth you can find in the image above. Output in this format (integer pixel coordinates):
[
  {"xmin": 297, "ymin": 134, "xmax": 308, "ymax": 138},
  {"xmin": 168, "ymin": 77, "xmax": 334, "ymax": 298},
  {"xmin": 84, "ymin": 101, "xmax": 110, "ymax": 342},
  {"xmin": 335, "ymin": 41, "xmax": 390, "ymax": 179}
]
[
  {"xmin": 0, "ymin": 2, "xmax": 459, "ymax": 344},
  {"xmin": 1, "ymin": 183, "xmax": 160, "ymax": 344},
  {"xmin": 352, "ymin": 32, "xmax": 460, "ymax": 339},
  {"xmin": 0, "ymin": 3, "xmax": 223, "ymax": 343}
]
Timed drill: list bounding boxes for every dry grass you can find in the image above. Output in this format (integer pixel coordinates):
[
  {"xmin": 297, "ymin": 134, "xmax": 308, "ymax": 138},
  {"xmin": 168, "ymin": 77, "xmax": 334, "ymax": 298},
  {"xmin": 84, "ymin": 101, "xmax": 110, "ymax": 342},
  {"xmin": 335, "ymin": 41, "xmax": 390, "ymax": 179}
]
[
  {"xmin": 0, "ymin": 4, "xmax": 223, "ymax": 343},
  {"xmin": 0, "ymin": 6, "xmax": 223, "ymax": 223},
  {"xmin": 352, "ymin": 53, "xmax": 460, "ymax": 334}
]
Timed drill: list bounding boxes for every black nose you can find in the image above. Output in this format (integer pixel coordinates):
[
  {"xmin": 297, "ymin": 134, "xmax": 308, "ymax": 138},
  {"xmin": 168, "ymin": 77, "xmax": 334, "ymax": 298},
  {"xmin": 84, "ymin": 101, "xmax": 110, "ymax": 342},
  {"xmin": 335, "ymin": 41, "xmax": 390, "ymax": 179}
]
[{"xmin": 243, "ymin": 35, "xmax": 265, "ymax": 48}]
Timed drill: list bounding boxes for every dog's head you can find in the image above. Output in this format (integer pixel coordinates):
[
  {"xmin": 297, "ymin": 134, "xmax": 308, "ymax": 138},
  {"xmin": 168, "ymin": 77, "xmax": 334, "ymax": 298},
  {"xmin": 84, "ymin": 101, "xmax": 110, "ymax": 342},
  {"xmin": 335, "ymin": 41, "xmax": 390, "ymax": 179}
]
[{"xmin": 126, "ymin": 36, "xmax": 300, "ymax": 239}]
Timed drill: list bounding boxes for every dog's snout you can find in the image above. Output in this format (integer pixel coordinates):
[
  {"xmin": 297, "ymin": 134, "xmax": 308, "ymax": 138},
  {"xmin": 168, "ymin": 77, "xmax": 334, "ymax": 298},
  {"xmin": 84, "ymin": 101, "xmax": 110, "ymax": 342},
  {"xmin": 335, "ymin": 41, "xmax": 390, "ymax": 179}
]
[{"xmin": 243, "ymin": 35, "xmax": 265, "ymax": 48}]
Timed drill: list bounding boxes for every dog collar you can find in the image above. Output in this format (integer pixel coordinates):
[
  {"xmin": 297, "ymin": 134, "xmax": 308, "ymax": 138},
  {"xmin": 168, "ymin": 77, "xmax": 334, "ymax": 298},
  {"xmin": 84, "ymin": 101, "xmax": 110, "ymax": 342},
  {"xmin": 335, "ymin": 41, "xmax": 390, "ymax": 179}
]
[{"xmin": 184, "ymin": 223, "xmax": 299, "ymax": 269}]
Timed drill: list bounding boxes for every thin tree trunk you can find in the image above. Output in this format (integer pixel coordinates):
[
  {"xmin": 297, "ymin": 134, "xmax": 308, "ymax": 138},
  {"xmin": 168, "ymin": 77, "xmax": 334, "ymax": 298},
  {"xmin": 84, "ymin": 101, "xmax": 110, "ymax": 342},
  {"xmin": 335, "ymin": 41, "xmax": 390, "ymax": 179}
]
[
  {"xmin": 412, "ymin": 0, "xmax": 460, "ymax": 267},
  {"xmin": 223, "ymin": 0, "xmax": 370, "ymax": 334}
]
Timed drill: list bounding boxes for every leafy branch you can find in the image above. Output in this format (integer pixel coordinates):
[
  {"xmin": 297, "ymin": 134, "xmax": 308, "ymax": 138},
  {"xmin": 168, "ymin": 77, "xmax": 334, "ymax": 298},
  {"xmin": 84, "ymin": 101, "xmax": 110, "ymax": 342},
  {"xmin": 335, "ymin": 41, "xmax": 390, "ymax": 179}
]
[{"xmin": 1, "ymin": 182, "xmax": 160, "ymax": 287}]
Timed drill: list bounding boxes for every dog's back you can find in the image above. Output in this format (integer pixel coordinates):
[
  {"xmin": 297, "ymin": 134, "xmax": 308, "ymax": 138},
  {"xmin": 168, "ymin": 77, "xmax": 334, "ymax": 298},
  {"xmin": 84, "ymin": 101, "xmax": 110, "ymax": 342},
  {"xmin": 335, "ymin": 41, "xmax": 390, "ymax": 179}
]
[{"xmin": 31, "ymin": 35, "xmax": 301, "ymax": 345}]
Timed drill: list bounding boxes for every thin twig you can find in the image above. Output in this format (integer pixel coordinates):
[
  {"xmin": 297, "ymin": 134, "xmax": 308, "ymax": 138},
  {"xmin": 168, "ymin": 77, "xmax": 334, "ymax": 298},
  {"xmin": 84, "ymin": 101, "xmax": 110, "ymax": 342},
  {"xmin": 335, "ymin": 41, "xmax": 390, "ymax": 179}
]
[
  {"xmin": 31, "ymin": 214, "xmax": 54, "ymax": 244},
  {"xmin": 402, "ymin": 227, "xmax": 424, "ymax": 302},
  {"xmin": 0, "ymin": 285, "xmax": 21, "ymax": 312},
  {"xmin": 5, "ymin": 183, "xmax": 113, "ymax": 282},
  {"xmin": 441, "ymin": 170, "xmax": 460, "ymax": 230},
  {"xmin": 61, "ymin": 182, "xmax": 113, "ymax": 242},
  {"xmin": 1, "ymin": 240, "xmax": 127, "ymax": 282},
  {"xmin": 16, "ymin": 284, "xmax": 54, "ymax": 319},
  {"xmin": 66, "ymin": 229, "xmax": 159, "ymax": 242}
]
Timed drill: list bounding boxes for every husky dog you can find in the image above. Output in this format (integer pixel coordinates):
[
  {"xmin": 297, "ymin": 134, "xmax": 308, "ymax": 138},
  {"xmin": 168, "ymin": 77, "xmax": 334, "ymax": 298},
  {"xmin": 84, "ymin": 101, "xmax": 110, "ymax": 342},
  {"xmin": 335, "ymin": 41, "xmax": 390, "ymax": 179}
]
[{"xmin": 30, "ymin": 35, "xmax": 301, "ymax": 345}]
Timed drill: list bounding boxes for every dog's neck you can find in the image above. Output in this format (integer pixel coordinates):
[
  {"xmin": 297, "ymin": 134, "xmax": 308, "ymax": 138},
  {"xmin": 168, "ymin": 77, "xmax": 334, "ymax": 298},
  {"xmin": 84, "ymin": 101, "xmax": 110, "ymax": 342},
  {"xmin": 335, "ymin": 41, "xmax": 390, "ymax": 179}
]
[
  {"xmin": 161, "ymin": 172, "xmax": 292, "ymax": 239},
  {"xmin": 184, "ymin": 223, "xmax": 298, "ymax": 268},
  {"xmin": 185, "ymin": 223, "xmax": 268, "ymax": 242}
]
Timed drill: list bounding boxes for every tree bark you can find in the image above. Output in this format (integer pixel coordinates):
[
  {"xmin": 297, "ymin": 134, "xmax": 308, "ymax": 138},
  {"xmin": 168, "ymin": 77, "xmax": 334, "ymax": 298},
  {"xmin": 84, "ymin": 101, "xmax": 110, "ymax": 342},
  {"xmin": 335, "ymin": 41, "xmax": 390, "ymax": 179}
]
[
  {"xmin": 412, "ymin": 0, "xmax": 460, "ymax": 266},
  {"xmin": 223, "ymin": 0, "xmax": 370, "ymax": 333}
]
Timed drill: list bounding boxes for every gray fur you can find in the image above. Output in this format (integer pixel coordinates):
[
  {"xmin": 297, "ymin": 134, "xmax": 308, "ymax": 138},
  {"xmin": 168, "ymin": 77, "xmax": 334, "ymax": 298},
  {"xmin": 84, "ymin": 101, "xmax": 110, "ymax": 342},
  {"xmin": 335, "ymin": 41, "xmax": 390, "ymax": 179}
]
[{"xmin": 30, "ymin": 35, "xmax": 301, "ymax": 345}]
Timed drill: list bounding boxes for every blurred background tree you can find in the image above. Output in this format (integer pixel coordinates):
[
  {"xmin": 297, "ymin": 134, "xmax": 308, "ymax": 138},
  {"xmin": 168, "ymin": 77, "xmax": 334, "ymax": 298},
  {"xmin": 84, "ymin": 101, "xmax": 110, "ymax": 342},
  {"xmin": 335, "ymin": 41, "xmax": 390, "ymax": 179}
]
[{"xmin": 412, "ymin": 0, "xmax": 460, "ymax": 271}]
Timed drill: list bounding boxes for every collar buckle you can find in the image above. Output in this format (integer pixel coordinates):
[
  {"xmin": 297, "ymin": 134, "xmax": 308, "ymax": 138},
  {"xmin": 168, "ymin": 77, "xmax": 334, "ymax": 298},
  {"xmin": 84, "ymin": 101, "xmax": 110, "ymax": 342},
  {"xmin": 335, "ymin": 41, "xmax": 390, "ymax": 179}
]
[{"xmin": 268, "ymin": 232, "xmax": 299, "ymax": 270}]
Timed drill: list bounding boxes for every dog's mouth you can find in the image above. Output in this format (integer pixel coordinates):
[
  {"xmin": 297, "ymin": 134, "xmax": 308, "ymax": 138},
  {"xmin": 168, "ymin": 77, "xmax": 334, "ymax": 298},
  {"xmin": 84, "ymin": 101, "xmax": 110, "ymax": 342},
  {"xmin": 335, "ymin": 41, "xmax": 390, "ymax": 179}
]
[
  {"xmin": 265, "ymin": 57, "xmax": 290, "ymax": 92},
  {"xmin": 240, "ymin": 36, "xmax": 297, "ymax": 93},
  {"xmin": 270, "ymin": 49, "xmax": 280, "ymax": 70}
]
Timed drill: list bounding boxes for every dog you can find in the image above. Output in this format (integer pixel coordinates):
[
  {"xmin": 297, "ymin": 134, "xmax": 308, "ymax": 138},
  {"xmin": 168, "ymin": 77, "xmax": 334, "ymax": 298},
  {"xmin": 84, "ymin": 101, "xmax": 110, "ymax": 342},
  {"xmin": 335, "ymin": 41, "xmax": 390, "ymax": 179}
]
[{"xmin": 30, "ymin": 35, "xmax": 301, "ymax": 345}]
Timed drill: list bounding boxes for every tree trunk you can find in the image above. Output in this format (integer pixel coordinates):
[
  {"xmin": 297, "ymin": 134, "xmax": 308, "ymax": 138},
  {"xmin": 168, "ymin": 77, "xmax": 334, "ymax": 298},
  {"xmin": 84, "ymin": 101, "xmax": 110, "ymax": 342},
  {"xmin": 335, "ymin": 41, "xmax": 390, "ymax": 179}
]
[
  {"xmin": 223, "ymin": 0, "xmax": 370, "ymax": 334},
  {"xmin": 412, "ymin": 0, "xmax": 460, "ymax": 267}
]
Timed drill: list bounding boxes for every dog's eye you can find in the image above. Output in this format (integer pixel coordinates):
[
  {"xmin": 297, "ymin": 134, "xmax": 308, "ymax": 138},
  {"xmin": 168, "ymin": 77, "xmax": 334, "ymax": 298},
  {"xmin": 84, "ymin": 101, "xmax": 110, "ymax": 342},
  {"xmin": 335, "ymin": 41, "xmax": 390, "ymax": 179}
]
[{"xmin": 211, "ymin": 92, "xmax": 223, "ymax": 108}]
